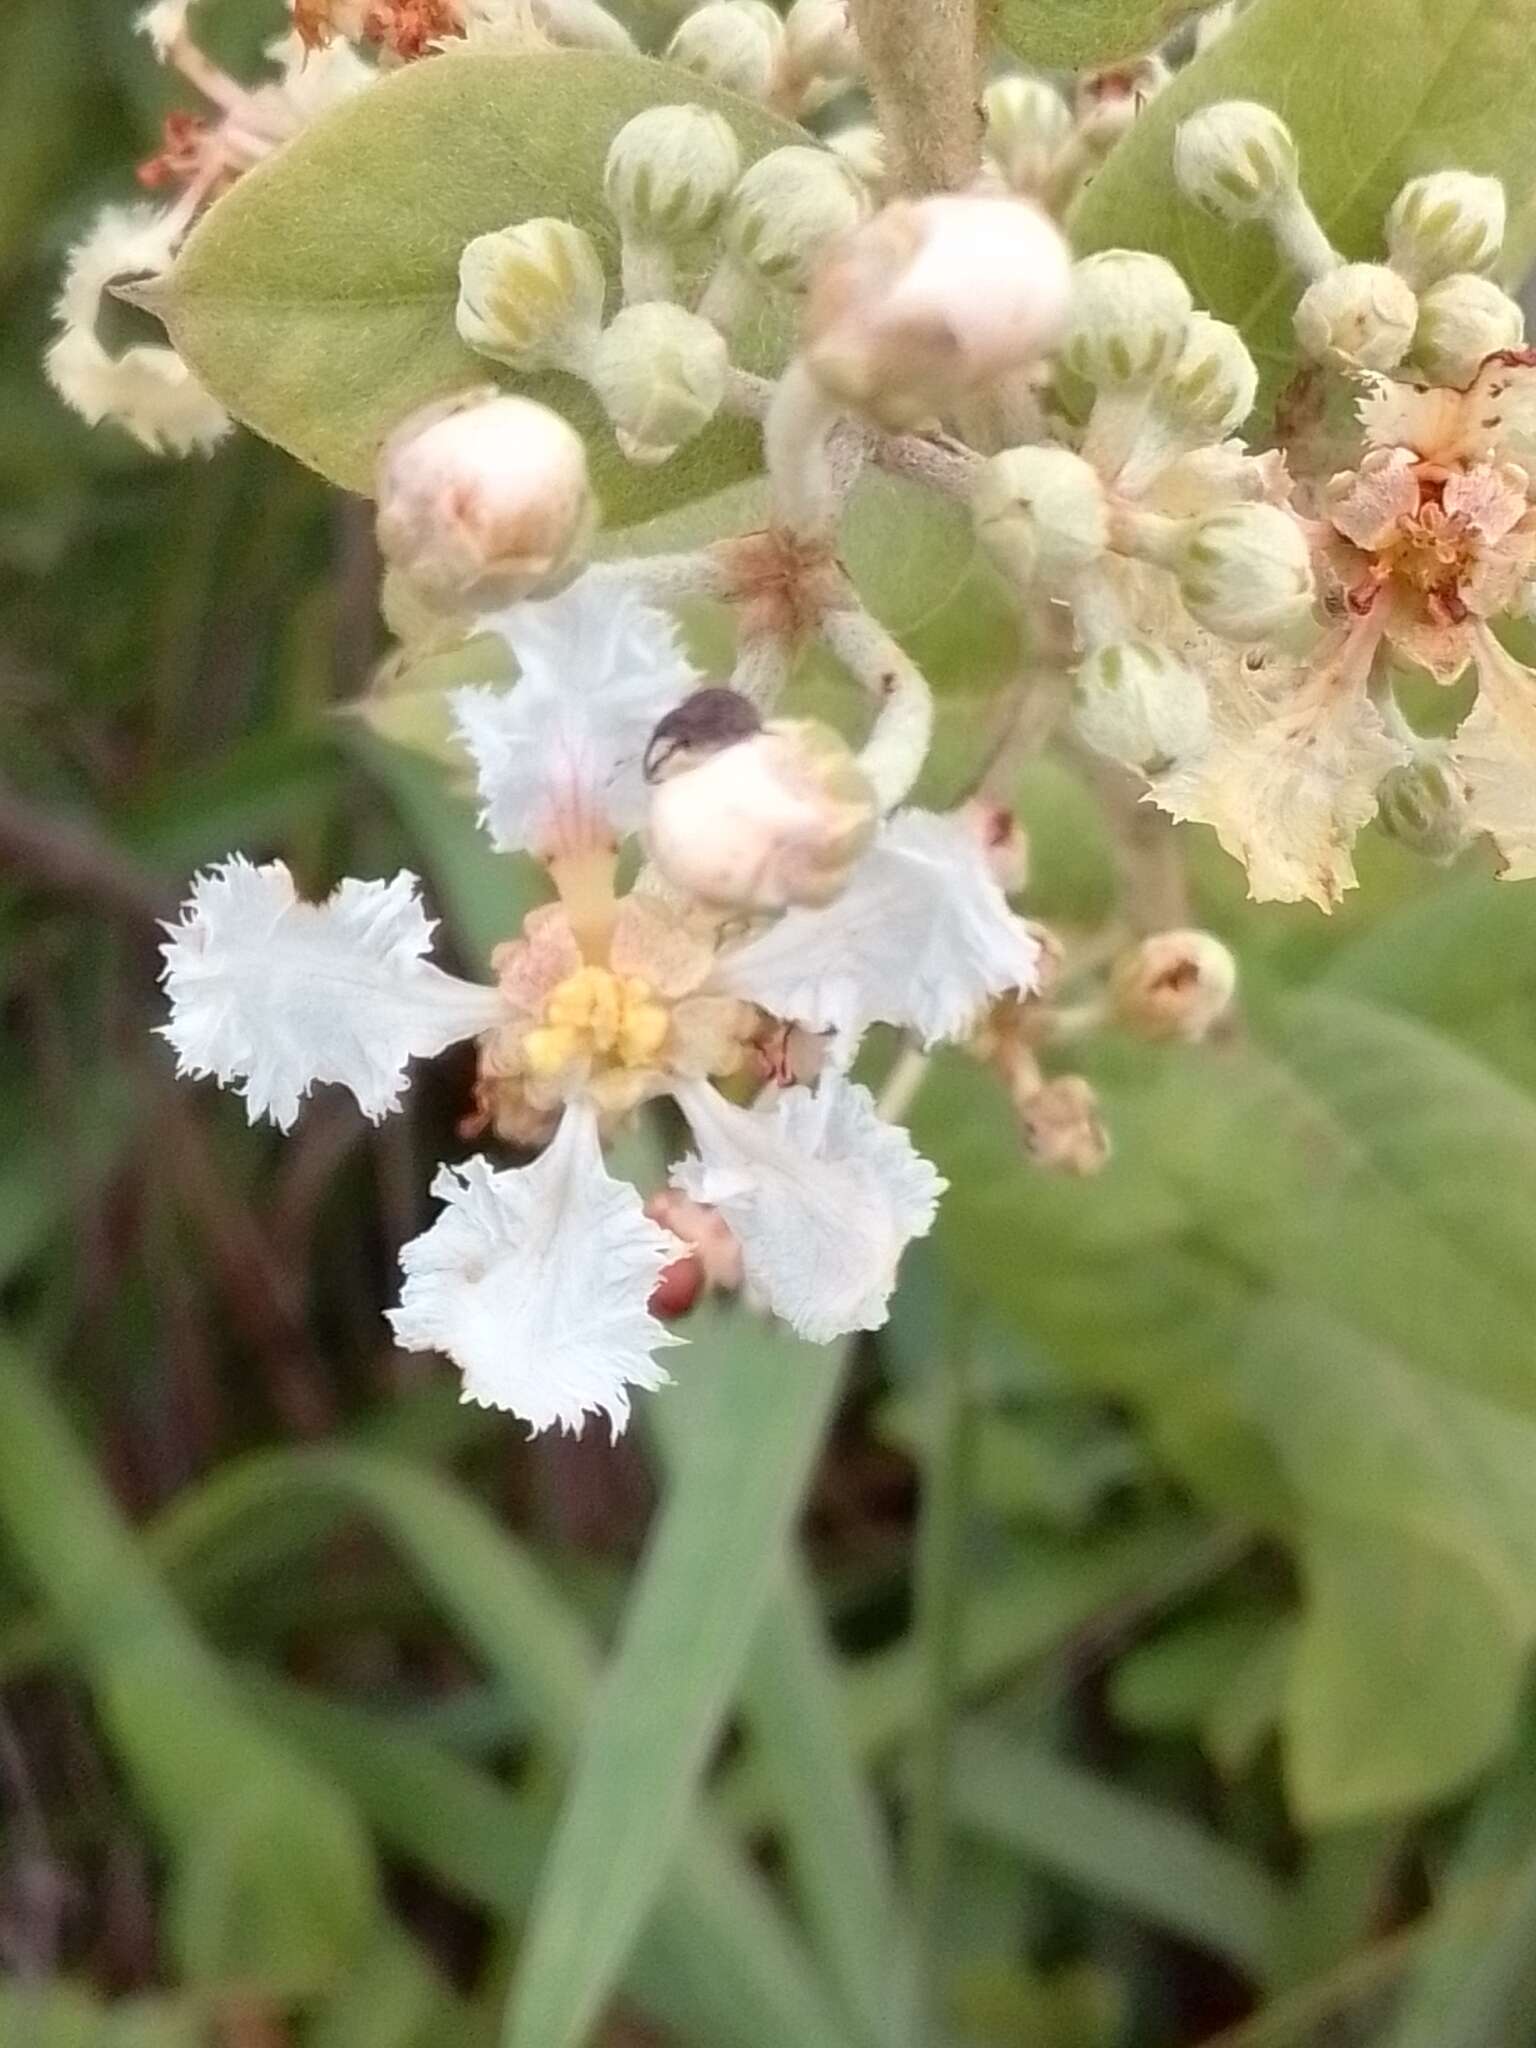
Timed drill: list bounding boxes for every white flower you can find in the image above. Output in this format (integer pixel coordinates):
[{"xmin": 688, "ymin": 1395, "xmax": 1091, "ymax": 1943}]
[
  {"xmin": 389, "ymin": 1107, "xmax": 681, "ymax": 1435},
  {"xmin": 715, "ymin": 809, "xmax": 1039, "ymax": 1053},
  {"xmin": 159, "ymin": 859, "xmax": 504, "ymax": 1130},
  {"xmin": 137, "ymin": 0, "xmax": 194, "ymax": 55},
  {"xmin": 453, "ymin": 576, "xmax": 698, "ymax": 858},
  {"xmin": 672, "ymin": 1077, "xmax": 944, "ymax": 1342},
  {"xmin": 46, "ymin": 206, "xmax": 230, "ymax": 456}
]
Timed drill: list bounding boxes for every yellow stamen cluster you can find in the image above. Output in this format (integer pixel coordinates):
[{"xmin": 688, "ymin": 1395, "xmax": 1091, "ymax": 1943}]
[{"xmin": 522, "ymin": 966, "xmax": 671, "ymax": 1079}]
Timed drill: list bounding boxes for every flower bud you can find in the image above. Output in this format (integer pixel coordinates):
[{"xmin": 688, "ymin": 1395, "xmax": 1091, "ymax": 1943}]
[
  {"xmin": 826, "ymin": 122, "xmax": 889, "ymax": 194},
  {"xmin": 1412, "ymin": 271, "xmax": 1525, "ymax": 387},
  {"xmin": 376, "ymin": 392, "xmax": 594, "ymax": 613},
  {"xmin": 1293, "ymin": 261, "xmax": 1418, "ymax": 371},
  {"xmin": 1386, "ymin": 170, "xmax": 1505, "ymax": 289},
  {"xmin": 1164, "ymin": 311, "xmax": 1258, "ymax": 436},
  {"xmin": 1074, "ymin": 56, "xmax": 1169, "ymax": 150},
  {"xmin": 804, "ymin": 195, "xmax": 1072, "ymax": 430},
  {"xmin": 666, "ymin": 0, "xmax": 785, "ymax": 101},
  {"xmin": 1019, "ymin": 1073, "xmax": 1110, "ymax": 1176},
  {"xmin": 983, "ymin": 72, "xmax": 1072, "ymax": 195},
  {"xmin": 589, "ymin": 302, "xmax": 728, "ymax": 464},
  {"xmin": 1176, "ymin": 502, "xmax": 1315, "ymax": 644},
  {"xmin": 1060, "ymin": 249, "xmax": 1193, "ymax": 387},
  {"xmin": 972, "ymin": 444, "xmax": 1108, "ymax": 588},
  {"xmin": 959, "ymin": 798, "xmax": 1030, "ymax": 894},
  {"xmin": 1172, "ymin": 100, "xmax": 1298, "ymax": 223},
  {"xmin": 721, "ymin": 144, "xmax": 869, "ymax": 294},
  {"xmin": 1109, "ymin": 929, "xmax": 1237, "ymax": 1043},
  {"xmin": 783, "ymin": 0, "xmax": 860, "ymax": 84},
  {"xmin": 456, "ymin": 218, "xmax": 605, "ymax": 373},
  {"xmin": 1073, "ymin": 640, "xmax": 1211, "ymax": 776},
  {"xmin": 644, "ymin": 700, "xmax": 878, "ymax": 911},
  {"xmin": 1376, "ymin": 753, "xmax": 1470, "ymax": 863},
  {"xmin": 604, "ymin": 105, "xmax": 743, "ymax": 243}
]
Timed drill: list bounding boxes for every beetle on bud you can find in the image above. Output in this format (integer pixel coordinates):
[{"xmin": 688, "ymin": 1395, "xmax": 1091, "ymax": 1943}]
[
  {"xmin": 1412, "ymin": 272, "xmax": 1525, "ymax": 387},
  {"xmin": 803, "ymin": 194, "xmax": 1072, "ymax": 431},
  {"xmin": 1293, "ymin": 261, "xmax": 1419, "ymax": 371},
  {"xmin": 1109, "ymin": 930, "xmax": 1237, "ymax": 1043},
  {"xmin": 1386, "ymin": 170, "xmax": 1505, "ymax": 289},
  {"xmin": 376, "ymin": 392, "xmax": 595, "ymax": 614},
  {"xmin": 455, "ymin": 218, "xmax": 605, "ymax": 373},
  {"xmin": 589, "ymin": 303, "xmax": 729, "ymax": 464}
]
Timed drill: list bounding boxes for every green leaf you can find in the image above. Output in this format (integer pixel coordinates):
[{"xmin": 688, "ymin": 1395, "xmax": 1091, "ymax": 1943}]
[
  {"xmin": 1070, "ymin": 0, "xmax": 1536, "ymax": 403},
  {"xmin": 949, "ymin": 1724, "xmax": 1283, "ymax": 1978},
  {"xmin": 997, "ymin": 0, "xmax": 1220, "ymax": 67},
  {"xmin": 501, "ymin": 1308, "xmax": 848, "ymax": 2048},
  {"xmin": 162, "ymin": 52, "xmax": 803, "ymax": 511}
]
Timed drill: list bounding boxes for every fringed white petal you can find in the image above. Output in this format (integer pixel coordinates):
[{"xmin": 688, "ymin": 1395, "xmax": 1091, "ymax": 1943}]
[
  {"xmin": 453, "ymin": 577, "xmax": 697, "ymax": 858},
  {"xmin": 672, "ymin": 1078, "xmax": 944, "ymax": 1343},
  {"xmin": 388, "ymin": 1106, "xmax": 681, "ymax": 1434},
  {"xmin": 160, "ymin": 858, "xmax": 504, "ymax": 1130},
  {"xmin": 715, "ymin": 809, "xmax": 1039, "ymax": 1053}
]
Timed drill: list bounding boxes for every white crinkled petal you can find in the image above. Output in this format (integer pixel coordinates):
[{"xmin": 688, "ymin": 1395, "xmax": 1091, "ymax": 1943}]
[
  {"xmin": 137, "ymin": 1, "xmax": 193, "ymax": 55},
  {"xmin": 714, "ymin": 809, "xmax": 1039, "ymax": 1054},
  {"xmin": 160, "ymin": 858, "xmax": 505, "ymax": 1130},
  {"xmin": 453, "ymin": 577, "xmax": 697, "ymax": 857},
  {"xmin": 672, "ymin": 1078, "xmax": 945, "ymax": 1343},
  {"xmin": 388, "ymin": 1106, "xmax": 681, "ymax": 1434}
]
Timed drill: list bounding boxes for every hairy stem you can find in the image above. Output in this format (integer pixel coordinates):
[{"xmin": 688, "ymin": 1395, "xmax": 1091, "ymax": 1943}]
[{"xmin": 850, "ymin": 0, "xmax": 985, "ymax": 196}]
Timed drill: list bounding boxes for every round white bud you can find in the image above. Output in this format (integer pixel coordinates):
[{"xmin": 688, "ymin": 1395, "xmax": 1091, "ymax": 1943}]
[
  {"xmin": 645, "ymin": 715, "xmax": 878, "ymax": 911},
  {"xmin": 456, "ymin": 218, "xmax": 605, "ymax": 373},
  {"xmin": 589, "ymin": 303, "xmax": 729, "ymax": 465},
  {"xmin": 1176, "ymin": 502, "xmax": 1316, "ymax": 644},
  {"xmin": 376, "ymin": 393, "xmax": 595, "ymax": 613},
  {"xmin": 1376, "ymin": 754, "xmax": 1471, "ymax": 863},
  {"xmin": 1172, "ymin": 100, "xmax": 1298, "ymax": 223},
  {"xmin": 972, "ymin": 445, "xmax": 1108, "ymax": 588},
  {"xmin": 1385, "ymin": 170, "xmax": 1505, "ymax": 289},
  {"xmin": 1163, "ymin": 312, "xmax": 1259, "ymax": 436},
  {"xmin": 1060, "ymin": 249, "xmax": 1194, "ymax": 387},
  {"xmin": 666, "ymin": 1, "xmax": 785, "ymax": 101},
  {"xmin": 1073, "ymin": 640, "xmax": 1211, "ymax": 775},
  {"xmin": 804, "ymin": 194, "xmax": 1072, "ymax": 430},
  {"xmin": 983, "ymin": 73, "xmax": 1072, "ymax": 194},
  {"xmin": 1292, "ymin": 261, "xmax": 1418, "ymax": 371},
  {"xmin": 721, "ymin": 145, "xmax": 869, "ymax": 294},
  {"xmin": 783, "ymin": 0, "xmax": 860, "ymax": 84},
  {"xmin": 1074, "ymin": 56, "xmax": 1169, "ymax": 151},
  {"xmin": 1412, "ymin": 271, "xmax": 1525, "ymax": 387},
  {"xmin": 826, "ymin": 122, "xmax": 889, "ymax": 193},
  {"xmin": 603, "ymin": 105, "xmax": 743, "ymax": 243},
  {"xmin": 1109, "ymin": 929, "xmax": 1238, "ymax": 1043}
]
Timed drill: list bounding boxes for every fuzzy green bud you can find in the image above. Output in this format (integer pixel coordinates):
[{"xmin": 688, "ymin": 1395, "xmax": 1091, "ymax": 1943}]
[
  {"xmin": 972, "ymin": 445, "xmax": 1108, "ymax": 588},
  {"xmin": 589, "ymin": 302, "xmax": 728, "ymax": 465},
  {"xmin": 1073, "ymin": 640, "xmax": 1210, "ymax": 775},
  {"xmin": 1165, "ymin": 311, "xmax": 1259, "ymax": 435},
  {"xmin": 1293, "ymin": 261, "xmax": 1418, "ymax": 371},
  {"xmin": 604, "ymin": 105, "xmax": 742, "ymax": 243},
  {"xmin": 1060, "ymin": 249, "xmax": 1193, "ymax": 387},
  {"xmin": 1386, "ymin": 170, "xmax": 1505, "ymax": 289},
  {"xmin": 722, "ymin": 144, "xmax": 869, "ymax": 293},
  {"xmin": 1172, "ymin": 100, "xmax": 1298, "ymax": 222},
  {"xmin": 1412, "ymin": 271, "xmax": 1525, "ymax": 387},
  {"xmin": 983, "ymin": 72, "xmax": 1072, "ymax": 194},
  {"xmin": 456, "ymin": 218, "xmax": 605, "ymax": 373},
  {"xmin": 1177, "ymin": 502, "xmax": 1316, "ymax": 644},
  {"xmin": 666, "ymin": 1, "xmax": 785, "ymax": 101},
  {"xmin": 1377, "ymin": 754, "xmax": 1471, "ymax": 862}
]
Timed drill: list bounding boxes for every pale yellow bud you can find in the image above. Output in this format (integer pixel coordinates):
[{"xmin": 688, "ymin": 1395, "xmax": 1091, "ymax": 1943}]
[
  {"xmin": 722, "ymin": 145, "xmax": 869, "ymax": 294},
  {"xmin": 1293, "ymin": 262, "xmax": 1418, "ymax": 371},
  {"xmin": 1164, "ymin": 311, "xmax": 1258, "ymax": 435},
  {"xmin": 1386, "ymin": 171, "xmax": 1505, "ymax": 290},
  {"xmin": 1110, "ymin": 929, "xmax": 1237, "ymax": 1043},
  {"xmin": 375, "ymin": 392, "xmax": 594, "ymax": 613},
  {"xmin": 590, "ymin": 302, "xmax": 728, "ymax": 464},
  {"xmin": 983, "ymin": 73, "xmax": 1072, "ymax": 195},
  {"xmin": 1412, "ymin": 272, "xmax": 1525, "ymax": 387},
  {"xmin": 1176, "ymin": 502, "xmax": 1316, "ymax": 644},
  {"xmin": 1074, "ymin": 640, "xmax": 1210, "ymax": 776},
  {"xmin": 783, "ymin": 0, "xmax": 860, "ymax": 84},
  {"xmin": 972, "ymin": 444, "xmax": 1107, "ymax": 589},
  {"xmin": 646, "ymin": 716, "xmax": 878, "ymax": 911},
  {"xmin": 1172, "ymin": 100, "xmax": 1298, "ymax": 223},
  {"xmin": 456, "ymin": 218, "xmax": 606, "ymax": 373},
  {"xmin": 804, "ymin": 194, "xmax": 1072, "ymax": 430},
  {"xmin": 666, "ymin": 1, "xmax": 785, "ymax": 101},
  {"xmin": 604, "ymin": 105, "xmax": 742, "ymax": 243},
  {"xmin": 1061, "ymin": 250, "xmax": 1193, "ymax": 387}
]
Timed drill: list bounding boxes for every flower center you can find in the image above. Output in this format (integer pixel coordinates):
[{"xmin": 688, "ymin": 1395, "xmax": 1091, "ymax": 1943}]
[{"xmin": 522, "ymin": 966, "xmax": 670, "ymax": 1079}]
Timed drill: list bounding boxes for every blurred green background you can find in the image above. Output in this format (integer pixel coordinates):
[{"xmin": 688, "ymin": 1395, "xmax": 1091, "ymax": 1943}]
[{"xmin": 7, "ymin": 5, "xmax": 1536, "ymax": 2047}]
